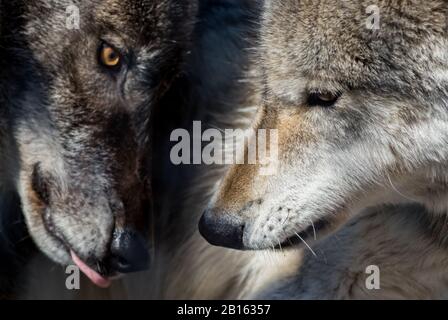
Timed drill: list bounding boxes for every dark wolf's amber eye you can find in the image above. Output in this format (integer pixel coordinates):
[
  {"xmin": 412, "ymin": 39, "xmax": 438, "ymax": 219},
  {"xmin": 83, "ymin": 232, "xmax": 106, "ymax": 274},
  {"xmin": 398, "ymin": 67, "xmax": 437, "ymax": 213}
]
[
  {"xmin": 99, "ymin": 43, "xmax": 121, "ymax": 69},
  {"xmin": 307, "ymin": 91, "xmax": 341, "ymax": 107}
]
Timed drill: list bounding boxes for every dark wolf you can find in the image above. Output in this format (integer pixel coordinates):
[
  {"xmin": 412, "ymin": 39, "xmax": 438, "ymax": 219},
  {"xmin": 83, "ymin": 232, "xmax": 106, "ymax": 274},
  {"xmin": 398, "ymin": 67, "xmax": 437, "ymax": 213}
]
[{"xmin": 0, "ymin": 0, "xmax": 197, "ymax": 297}]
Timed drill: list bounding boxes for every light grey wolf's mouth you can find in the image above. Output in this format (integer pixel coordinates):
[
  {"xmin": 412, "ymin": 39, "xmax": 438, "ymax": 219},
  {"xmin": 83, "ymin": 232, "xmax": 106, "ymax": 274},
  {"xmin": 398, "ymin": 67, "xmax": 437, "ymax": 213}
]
[{"xmin": 277, "ymin": 218, "xmax": 330, "ymax": 249}]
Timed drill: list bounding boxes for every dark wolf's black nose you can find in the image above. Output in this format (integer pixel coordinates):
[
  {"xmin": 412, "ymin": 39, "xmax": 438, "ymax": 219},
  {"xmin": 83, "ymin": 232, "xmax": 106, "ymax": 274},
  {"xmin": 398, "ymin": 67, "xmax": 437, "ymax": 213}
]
[
  {"xmin": 109, "ymin": 228, "xmax": 150, "ymax": 273},
  {"xmin": 198, "ymin": 209, "xmax": 244, "ymax": 250}
]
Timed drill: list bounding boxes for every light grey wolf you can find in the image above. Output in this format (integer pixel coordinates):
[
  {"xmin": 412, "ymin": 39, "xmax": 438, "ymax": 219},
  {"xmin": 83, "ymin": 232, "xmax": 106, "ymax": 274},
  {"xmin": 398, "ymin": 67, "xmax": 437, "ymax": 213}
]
[
  {"xmin": 0, "ymin": 0, "xmax": 197, "ymax": 296},
  {"xmin": 199, "ymin": 0, "xmax": 448, "ymax": 299}
]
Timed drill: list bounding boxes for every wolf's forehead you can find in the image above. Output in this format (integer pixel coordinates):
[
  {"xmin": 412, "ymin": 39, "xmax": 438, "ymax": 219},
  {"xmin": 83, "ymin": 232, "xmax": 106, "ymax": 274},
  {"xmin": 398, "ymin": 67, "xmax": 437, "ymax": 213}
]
[
  {"xmin": 89, "ymin": 0, "xmax": 194, "ymax": 46},
  {"xmin": 31, "ymin": 1, "xmax": 172, "ymax": 35},
  {"xmin": 264, "ymin": 0, "xmax": 448, "ymax": 94},
  {"xmin": 89, "ymin": 0, "xmax": 168, "ymax": 38},
  {"xmin": 92, "ymin": 0, "xmax": 160, "ymax": 26}
]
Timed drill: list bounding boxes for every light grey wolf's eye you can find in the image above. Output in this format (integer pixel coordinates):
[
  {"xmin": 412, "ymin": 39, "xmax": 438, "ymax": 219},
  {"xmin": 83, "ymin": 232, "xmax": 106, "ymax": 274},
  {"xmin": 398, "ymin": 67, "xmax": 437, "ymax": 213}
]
[
  {"xmin": 98, "ymin": 42, "xmax": 122, "ymax": 70},
  {"xmin": 307, "ymin": 91, "xmax": 341, "ymax": 107}
]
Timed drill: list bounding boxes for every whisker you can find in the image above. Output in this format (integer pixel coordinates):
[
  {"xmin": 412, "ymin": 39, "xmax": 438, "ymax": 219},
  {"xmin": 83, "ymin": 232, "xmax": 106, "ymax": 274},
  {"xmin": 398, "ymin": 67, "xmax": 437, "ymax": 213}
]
[
  {"xmin": 386, "ymin": 172, "xmax": 418, "ymax": 202},
  {"xmin": 16, "ymin": 234, "xmax": 31, "ymax": 243},
  {"xmin": 309, "ymin": 218, "xmax": 317, "ymax": 241},
  {"xmin": 295, "ymin": 232, "xmax": 317, "ymax": 257},
  {"xmin": 277, "ymin": 238, "xmax": 283, "ymax": 252},
  {"xmin": 282, "ymin": 209, "xmax": 291, "ymax": 226}
]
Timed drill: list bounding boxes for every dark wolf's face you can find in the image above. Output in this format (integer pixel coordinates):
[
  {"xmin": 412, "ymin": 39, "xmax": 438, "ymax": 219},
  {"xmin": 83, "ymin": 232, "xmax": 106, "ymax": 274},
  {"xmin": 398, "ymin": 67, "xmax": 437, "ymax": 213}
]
[
  {"xmin": 11, "ymin": 0, "xmax": 196, "ymax": 286},
  {"xmin": 200, "ymin": 0, "xmax": 448, "ymax": 251}
]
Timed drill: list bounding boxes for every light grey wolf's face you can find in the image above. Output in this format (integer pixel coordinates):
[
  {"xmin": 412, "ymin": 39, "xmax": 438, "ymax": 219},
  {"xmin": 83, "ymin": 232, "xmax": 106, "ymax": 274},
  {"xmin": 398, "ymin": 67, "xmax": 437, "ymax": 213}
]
[
  {"xmin": 12, "ymin": 0, "xmax": 195, "ymax": 285},
  {"xmin": 200, "ymin": 0, "xmax": 448, "ymax": 251}
]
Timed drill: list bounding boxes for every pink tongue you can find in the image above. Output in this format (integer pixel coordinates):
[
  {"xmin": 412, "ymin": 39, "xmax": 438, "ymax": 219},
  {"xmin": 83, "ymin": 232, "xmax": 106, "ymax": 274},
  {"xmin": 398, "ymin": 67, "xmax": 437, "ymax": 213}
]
[{"xmin": 70, "ymin": 251, "xmax": 111, "ymax": 288}]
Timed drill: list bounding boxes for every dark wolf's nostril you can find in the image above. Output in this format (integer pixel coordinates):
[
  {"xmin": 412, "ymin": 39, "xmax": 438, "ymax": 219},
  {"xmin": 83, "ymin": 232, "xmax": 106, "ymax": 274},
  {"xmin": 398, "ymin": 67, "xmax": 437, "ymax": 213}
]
[
  {"xmin": 109, "ymin": 228, "xmax": 150, "ymax": 274},
  {"xmin": 198, "ymin": 209, "xmax": 245, "ymax": 250}
]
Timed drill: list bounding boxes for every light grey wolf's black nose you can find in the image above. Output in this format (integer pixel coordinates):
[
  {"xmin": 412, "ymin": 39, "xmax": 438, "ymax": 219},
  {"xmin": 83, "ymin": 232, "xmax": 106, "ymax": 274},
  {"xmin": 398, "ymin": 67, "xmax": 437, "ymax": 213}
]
[
  {"xmin": 109, "ymin": 228, "xmax": 150, "ymax": 274},
  {"xmin": 199, "ymin": 209, "xmax": 244, "ymax": 250}
]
